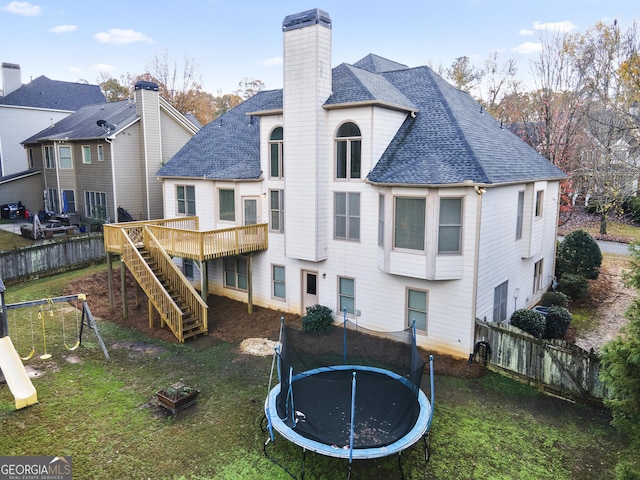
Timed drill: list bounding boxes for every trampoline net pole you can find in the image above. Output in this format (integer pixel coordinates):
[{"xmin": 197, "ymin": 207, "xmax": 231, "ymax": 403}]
[
  {"xmin": 349, "ymin": 371, "xmax": 356, "ymax": 463},
  {"xmin": 343, "ymin": 308, "xmax": 347, "ymax": 365}
]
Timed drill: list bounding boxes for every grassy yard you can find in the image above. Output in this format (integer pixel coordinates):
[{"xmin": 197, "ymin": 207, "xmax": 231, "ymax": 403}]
[{"xmin": 0, "ymin": 267, "xmax": 629, "ymax": 479}]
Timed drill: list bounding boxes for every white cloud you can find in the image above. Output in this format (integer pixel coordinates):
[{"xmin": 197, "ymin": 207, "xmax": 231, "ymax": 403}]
[
  {"xmin": 91, "ymin": 64, "xmax": 115, "ymax": 73},
  {"xmin": 2, "ymin": 1, "xmax": 42, "ymax": 16},
  {"xmin": 533, "ymin": 20, "xmax": 577, "ymax": 33},
  {"xmin": 93, "ymin": 28, "xmax": 154, "ymax": 45},
  {"xmin": 259, "ymin": 56, "xmax": 282, "ymax": 67},
  {"xmin": 512, "ymin": 41, "xmax": 543, "ymax": 55},
  {"xmin": 68, "ymin": 66, "xmax": 82, "ymax": 74},
  {"xmin": 49, "ymin": 24, "xmax": 77, "ymax": 33},
  {"xmin": 519, "ymin": 28, "xmax": 534, "ymax": 36}
]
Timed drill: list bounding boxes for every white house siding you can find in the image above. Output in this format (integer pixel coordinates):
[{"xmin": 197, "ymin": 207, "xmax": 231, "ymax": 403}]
[
  {"xmin": 475, "ymin": 181, "xmax": 561, "ymax": 325},
  {"xmin": 0, "ymin": 105, "xmax": 71, "ymax": 176},
  {"xmin": 283, "ymin": 19, "xmax": 332, "ymax": 262}
]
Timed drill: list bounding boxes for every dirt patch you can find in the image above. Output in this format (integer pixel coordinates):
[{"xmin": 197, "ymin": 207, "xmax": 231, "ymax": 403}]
[{"xmin": 63, "ymin": 267, "xmax": 485, "ymax": 378}]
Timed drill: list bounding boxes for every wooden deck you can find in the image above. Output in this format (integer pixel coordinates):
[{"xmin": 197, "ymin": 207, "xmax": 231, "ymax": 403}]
[{"xmin": 103, "ymin": 217, "xmax": 269, "ymax": 260}]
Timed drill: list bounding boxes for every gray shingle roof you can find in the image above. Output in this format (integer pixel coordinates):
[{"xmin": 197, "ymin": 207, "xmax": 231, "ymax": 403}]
[
  {"xmin": 352, "ymin": 54, "xmax": 408, "ymax": 73},
  {"xmin": 157, "ymin": 90, "xmax": 283, "ymax": 180},
  {"xmin": 158, "ymin": 57, "xmax": 566, "ymax": 186},
  {"xmin": 21, "ymin": 100, "xmax": 137, "ymax": 144},
  {"xmin": 0, "ymin": 75, "xmax": 106, "ymax": 110}
]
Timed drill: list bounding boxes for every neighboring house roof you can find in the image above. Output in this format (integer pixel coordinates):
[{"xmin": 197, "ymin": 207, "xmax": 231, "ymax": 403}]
[
  {"xmin": 21, "ymin": 100, "xmax": 138, "ymax": 143},
  {"xmin": 158, "ymin": 56, "xmax": 567, "ymax": 185},
  {"xmin": 158, "ymin": 90, "xmax": 282, "ymax": 179},
  {"xmin": 0, "ymin": 75, "xmax": 105, "ymax": 110}
]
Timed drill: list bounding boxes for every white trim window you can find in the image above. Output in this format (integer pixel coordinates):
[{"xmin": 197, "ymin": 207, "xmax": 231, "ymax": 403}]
[
  {"xmin": 270, "ymin": 190, "xmax": 284, "ymax": 233},
  {"xmin": 535, "ymin": 190, "xmax": 544, "ymax": 217},
  {"xmin": 44, "ymin": 145, "xmax": 55, "ymax": 169},
  {"xmin": 394, "ymin": 197, "xmax": 425, "ymax": 251},
  {"xmin": 176, "ymin": 185, "xmax": 196, "ymax": 216},
  {"xmin": 438, "ymin": 197, "xmax": 462, "ymax": 254},
  {"xmin": 378, "ymin": 194, "xmax": 384, "ymax": 247},
  {"xmin": 62, "ymin": 190, "xmax": 76, "ymax": 213},
  {"xmin": 407, "ymin": 288, "xmax": 428, "ymax": 331},
  {"xmin": 224, "ymin": 257, "xmax": 247, "ymax": 291},
  {"xmin": 272, "ymin": 265, "xmax": 286, "ymax": 300},
  {"xmin": 219, "ymin": 189, "xmax": 235, "ymax": 222},
  {"xmin": 336, "ymin": 122, "xmax": 361, "ymax": 179},
  {"xmin": 493, "ymin": 281, "xmax": 508, "ymax": 323},
  {"xmin": 516, "ymin": 191, "xmax": 524, "ymax": 240},
  {"xmin": 28, "ymin": 148, "xmax": 35, "ymax": 169},
  {"xmin": 269, "ymin": 127, "xmax": 284, "ymax": 179},
  {"xmin": 97, "ymin": 144, "xmax": 104, "ymax": 161},
  {"xmin": 533, "ymin": 259, "xmax": 544, "ymax": 294},
  {"xmin": 85, "ymin": 191, "xmax": 107, "ymax": 219},
  {"xmin": 82, "ymin": 145, "xmax": 91, "ymax": 164},
  {"xmin": 334, "ymin": 192, "xmax": 360, "ymax": 241},
  {"xmin": 58, "ymin": 145, "xmax": 72, "ymax": 169},
  {"xmin": 338, "ymin": 276, "xmax": 355, "ymax": 315}
]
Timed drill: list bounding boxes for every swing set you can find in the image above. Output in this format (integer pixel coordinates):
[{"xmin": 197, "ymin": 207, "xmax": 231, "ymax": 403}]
[{"xmin": 6, "ymin": 294, "xmax": 110, "ymax": 361}]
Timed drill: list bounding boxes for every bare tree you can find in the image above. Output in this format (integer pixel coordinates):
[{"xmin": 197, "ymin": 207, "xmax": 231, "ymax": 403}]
[
  {"xmin": 479, "ymin": 51, "xmax": 521, "ymax": 116},
  {"xmin": 445, "ymin": 56, "xmax": 483, "ymax": 92}
]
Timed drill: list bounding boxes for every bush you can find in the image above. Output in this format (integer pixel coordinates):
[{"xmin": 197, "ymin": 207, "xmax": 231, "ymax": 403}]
[
  {"xmin": 510, "ymin": 309, "xmax": 546, "ymax": 338},
  {"xmin": 556, "ymin": 229, "xmax": 602, "ymax": 280},
  {"xmin": 301, "ymin": 304, "xmax": 333, "ymax": 334},
  {"xmin": 558, "ymin": 274, "xmax": 589, "ymax": 299},
  {"xmin": 541, "ymin": 290, "xmax": 569, "ymax": 308},
  {"xmin": 543, "ymin": 305, "xmax": 572, "ymax": 339}
]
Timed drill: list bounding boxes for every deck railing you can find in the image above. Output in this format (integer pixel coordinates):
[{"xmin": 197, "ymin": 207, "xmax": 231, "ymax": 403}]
[
  {"xmin": 144, "ymin": 226, "xmax": 208, "ymax": 340},
  {"xmin": 120, "ymin": 228, "xmax": 184, "ymax": 340},
  {"xmin": 104, "ymin": 217, "xmax": 199, "ymax": 255}
]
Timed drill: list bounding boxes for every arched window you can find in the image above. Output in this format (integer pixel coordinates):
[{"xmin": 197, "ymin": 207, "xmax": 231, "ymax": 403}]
[
  {"xmin": 269, "ymin": 127, "xmax": 283, "ymax": 178},
  {"xmin": 336, "ymin": 122, "xmax": 361, "ymax": 179}
]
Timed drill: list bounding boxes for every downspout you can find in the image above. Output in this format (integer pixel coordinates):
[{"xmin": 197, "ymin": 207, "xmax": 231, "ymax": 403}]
[
  {"xmin": 470, "ymin": 186, "xmax": 484, "ymax": 353},
  {"xmin": 106, "ymin": 137, "xmax": 116, "ymax": 222}
]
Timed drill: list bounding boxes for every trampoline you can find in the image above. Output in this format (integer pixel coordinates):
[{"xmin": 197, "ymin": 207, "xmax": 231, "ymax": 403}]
[{"xmin": 263, "ymin": 316, "xmax": 434, "ymax": 477}]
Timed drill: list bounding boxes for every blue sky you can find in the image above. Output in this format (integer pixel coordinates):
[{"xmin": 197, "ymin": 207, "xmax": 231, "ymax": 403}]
[{"xmin": 1, "ymin": 0, "xmax": 637, "ymax": 95}]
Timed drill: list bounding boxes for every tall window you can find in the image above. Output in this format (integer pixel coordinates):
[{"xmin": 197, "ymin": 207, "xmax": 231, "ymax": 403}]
[
  {"xmin": 85, "ymin": 191, "xmax": 107, "ymax": 219},
  {"xmin": 270, "ymin": 190, "xmax": 284, "ymax": 233},
  {"xmin": 272, "ymin": 265, "xmax": 286, "ymax": 300},
  {"xmin": 224, "ymin": 257, "xmax": 247, "ymax": 290},
  {"xmin": 97, "ymin": 144, "xmax": 104, "ymax": 161},
  {"xmin": 58, "ymin": 145, "xmax": 72, "ymax": 169},
  {"xmin": 47, "ymin": 188, "xmax": 58, "ymax": 213},
  {"xmin": 269, "ymin": 127, "xmax": 283, "ymax": 178},
  {"xmin": 533, "ymin": 259, "xmax": 544, "ymax": 294},
  {"xmin": 219, "ymin": 189, "xmax": 235, "ymax": 221},
  {"xmin": 176, "ymin": 185, "xmax": 196, "ymax": 215},
  {"xmin": 336, "ymin": 122, "xmax": 361, "ymax": 179},
  {"xmin": 438, "ymin": 198, "xmax": 462, "ymax": 254},
  {"xmin": 378, "ymin": 194, "xmax": 385, "ymax": 247},
  {"xmin": 82, "ymin": 145, "xmax": 91, "ymax": 164},
  {"xmin": 44, "ymin": 146, "xmax": 55, "ymax": 169},
  {"xmin": 334, "ymin": 192, "xmax": 360, "ymax": 241},
  {"xmin": 28, "ymin": 148, "xmax": 35, "ymax": 169},
  {"xmin": 407, "ymin": 289, "xmax": 428, "ymax": 331},
  {"xmin": 493, "ymin": 281, "xmax": 508, "ymax": 322},
  {"xmin": 339, "ymin": 277, "xmax": 355, "ymax": 315},
  {"xmin": 62, "ymin": 190, "xmax": 76, "ymax": 213},
  {"xmin": 395, "ymin": 197, "xmax": 425, "ymax": 250},
  {"xmin": 516, "ymin": 191, "xmax": 524, "ymax": 240},
  {"xmin": 535, "ymin": 190, "xmax": 544, "ymax": 217}
]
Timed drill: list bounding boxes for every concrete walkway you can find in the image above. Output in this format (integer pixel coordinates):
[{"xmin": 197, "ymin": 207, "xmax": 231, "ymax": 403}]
[{"xmin": 558, "ymin": 236, "xmax": 631, "ymax": 255}]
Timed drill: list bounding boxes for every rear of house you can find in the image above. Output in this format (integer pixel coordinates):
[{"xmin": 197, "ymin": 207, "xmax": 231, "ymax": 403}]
[{"xmin": 158, "ymin": 9, "xmax": 565, "ymax": 358}]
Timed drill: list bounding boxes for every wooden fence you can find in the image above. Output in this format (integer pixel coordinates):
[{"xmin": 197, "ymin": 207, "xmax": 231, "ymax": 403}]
[
  {"xmin": 0, "ymin": 233, "xmax": 106, "ymax": 285},
  {"xmin": 475, "ymin": 319, "xmax": 608, "ymax": 404}
]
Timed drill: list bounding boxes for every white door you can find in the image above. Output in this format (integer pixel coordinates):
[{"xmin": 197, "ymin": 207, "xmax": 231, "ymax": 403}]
[
  {"xmin": 243, "ymin": 197, "xmax": 258, "ymax": 225},
  {"xmin": 302, "ymin": 270, "xmax": 319, "ymax": 314}
]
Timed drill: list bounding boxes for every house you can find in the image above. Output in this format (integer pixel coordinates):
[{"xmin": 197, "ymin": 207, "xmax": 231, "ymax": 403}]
[
  {"xmin": 22, "ymin": 81, "xmax": 199, "ymax": 225},
  {"xmin": 0, "ymin": 63, "xmax": 106, "ymax": 213},
  {"xmin": 153, "ymin": 9, "xmax": 566, "ymax": 358}
]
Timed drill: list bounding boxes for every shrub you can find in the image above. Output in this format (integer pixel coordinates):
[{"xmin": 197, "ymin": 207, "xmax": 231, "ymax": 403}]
[
  {"xmin": 543, "ymin": 305, "xmax": 572, "ymax": 339},
  {"xmin": 541, "ymin": 290, "xmax": 569, "ymax": 308},
  {"xmin": 302, "ymin": 304, "xmax": 333, "ymax": 334},
  {"xmin": 558, "ymin": 274, "xmax": 589, "ymax": 299},
  {"xmin": 510, "ymin": 309, "xmax": 545, "ymax": 338},
  {"xmin": 556, "ymin": 229, "xmax": 602, "ymax": 280}
]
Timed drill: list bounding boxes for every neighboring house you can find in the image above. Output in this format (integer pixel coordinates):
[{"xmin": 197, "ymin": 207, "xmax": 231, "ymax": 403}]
[
  {"xmin": 22, "ymin": 81, "xmax": 199, "ymax": 224},
  {"xmin": 0, "ymin": 63, "xmax": 106, "ymax": 213},
  {"xmin": 155, "ymin": 9, "xmax": 566, "ymax": 358}
]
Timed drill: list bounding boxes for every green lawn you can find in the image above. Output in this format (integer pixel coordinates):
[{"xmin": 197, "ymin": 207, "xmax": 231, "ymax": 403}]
[{"xmin": 0, "ymin": 268, "xmax": 630, "ymax": 479}]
